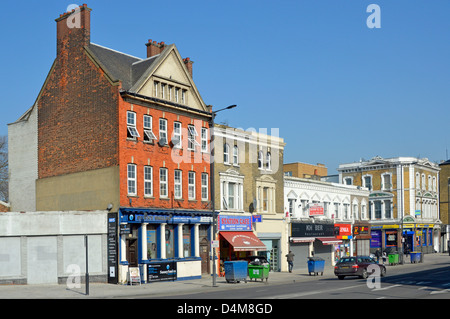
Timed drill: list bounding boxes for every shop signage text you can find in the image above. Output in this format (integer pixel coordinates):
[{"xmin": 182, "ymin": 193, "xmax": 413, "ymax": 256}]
[
  {"xmin": 291, "ymin": 222, "xmax": 335, "ymax": 237},
  {"xmin": 219, "ymin": 215, "xmax": 252, "ymax": 231}
]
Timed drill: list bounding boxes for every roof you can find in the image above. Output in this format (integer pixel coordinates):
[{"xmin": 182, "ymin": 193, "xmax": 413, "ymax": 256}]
[
  {"xmin": 440, "ymin": 159, "xmax": 450, "ymax": 166},
  {"xmin": 87, "ymin": 43, "xmax": 156, "ymax": 91}
]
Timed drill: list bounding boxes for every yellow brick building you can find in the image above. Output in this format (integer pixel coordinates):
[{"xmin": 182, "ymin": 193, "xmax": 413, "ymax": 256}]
[{"xmin": 338, "ymin": 156, "xmax": 441, "ymax": 255}]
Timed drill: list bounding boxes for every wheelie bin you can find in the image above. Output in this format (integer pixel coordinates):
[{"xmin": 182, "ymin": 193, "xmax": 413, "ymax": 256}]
[
  {"xmin": 307, "ymin": 257, "xmax": 325, "ymax": 276},
  {"xmin": 388, "ymin": 253, "xmax": 399, "ymax": 265},
  {"xmin": 224, "ymin": 261, "xmax": 248, "ymax": 283},
  {"xmin": 410, "ymin": 252, "xmax": 422, "ymax": 263},
  {"xmin": 248, "ymin": 257, "xmax": 270, "ymax": 282}
]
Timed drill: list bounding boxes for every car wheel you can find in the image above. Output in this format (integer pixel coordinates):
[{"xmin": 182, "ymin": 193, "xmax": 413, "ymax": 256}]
[
  {"xmin": 380, "ymin": 267, "xmax": 386, "ymax": 277},
  {"xmin": 360, "ymin": 269, "xmax": 368, "ymax": 279}
]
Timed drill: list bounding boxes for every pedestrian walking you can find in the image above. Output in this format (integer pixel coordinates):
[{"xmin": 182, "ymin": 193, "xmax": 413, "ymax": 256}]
[
  {"xmin": 286, "ymin": 251, "xmax": 295, "ymax": 273},
  {"xmin": 375, "ymin": 248, "xmax": 381, "ymax": 263},
  {"xmin": 382, "ymin": 251, "xmax": 387, "ymax": 265}
]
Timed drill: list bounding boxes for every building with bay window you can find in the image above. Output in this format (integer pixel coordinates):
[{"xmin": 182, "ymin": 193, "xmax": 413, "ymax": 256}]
[
  {"xmin": 338, "ymin": 156, "xmax": 441, "ymax": 255},
  {"xmin": 213, "ymin": 125, "xmax": 286, "ymax": 272}
]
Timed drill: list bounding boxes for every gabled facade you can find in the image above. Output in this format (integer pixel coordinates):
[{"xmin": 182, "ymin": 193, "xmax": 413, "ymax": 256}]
[
  {"xmin": 338, "ymin": 156, "xmax": 441, "ymax": 254},
  {"xmin": 9, "ymin": 5, "xmax": 214, "ymax": 284}
]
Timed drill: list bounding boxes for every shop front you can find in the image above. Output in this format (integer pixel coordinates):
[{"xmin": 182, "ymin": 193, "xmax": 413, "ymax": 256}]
[
  {"xmin": 118, "ymin": 208, "xmax": 213, "ymax": 284},
  {"xmin": 334, "ymin": 223, "xmax": 353, "ymax": 261},
  {"xmin": 402, "ymin": 222, "xmax": 439, "ymax": 254},
  {"xmin": 290, "ymin": 222, "xmax": 341, "ymax": 269},
  {"xmin": 217, "ymin": 214, "xmax": 266, "ymax": 274},
  {"xmin": 353, "ymin": 222, "xmax": 371, "ymax": 256}
]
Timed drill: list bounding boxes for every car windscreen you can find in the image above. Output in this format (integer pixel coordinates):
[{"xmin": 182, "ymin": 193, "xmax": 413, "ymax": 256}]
[{"xmin": 338, "ymin": 257, "xmax": 356, "ymax": 263}]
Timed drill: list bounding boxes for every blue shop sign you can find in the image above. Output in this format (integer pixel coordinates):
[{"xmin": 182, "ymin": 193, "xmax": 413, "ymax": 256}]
[{"xmin": 120, "ymin": 211, "xmax": 213, "ymax": 225}]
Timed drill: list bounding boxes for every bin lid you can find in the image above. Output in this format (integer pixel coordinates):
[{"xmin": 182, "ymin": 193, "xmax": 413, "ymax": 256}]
[{"xmin": 308, "ymin": 257, "xmax": 324, "ymax": 261}]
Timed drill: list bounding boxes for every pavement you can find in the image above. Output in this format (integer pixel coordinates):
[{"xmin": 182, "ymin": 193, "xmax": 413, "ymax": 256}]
[{"xmin": 0, "ymin": 253, "xmax": 448, "ymax": 299}]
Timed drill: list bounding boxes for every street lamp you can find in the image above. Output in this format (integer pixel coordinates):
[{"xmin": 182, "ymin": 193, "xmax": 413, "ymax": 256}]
[{"xmin": 209, "ymin": 104, "xmax": 237, "ymax": 287}]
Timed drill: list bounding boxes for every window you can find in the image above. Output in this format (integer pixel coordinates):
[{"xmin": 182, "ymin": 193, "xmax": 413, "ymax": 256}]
[
  {"xmin": 363, "ymin": 175, "xmax": 372, "ymax": 191},
  {"xmin": 154, "ymin": 81, "xmax": 159, "ymax": 97},
  {"xmin": 175, "ymin": 88, "xmax": 179, "ymax": 103},
  {"xmin": 343, "ymin": 177, "xmax": 352, "ymax": 185},
  {"xmin": 127, "ymin": 164, "xmax": 136, "ymax": 196},
  {"xmin": 384, "ymin": 200, "xmax": 391, "ymax": 219},
  {"xmin": 201, "ymin": 173, "xmax": 208, "ymax": 201},
  {"xmin": 161, "ymin": 83, "xmax": 166, "ymax": 99},
  {"xmin": 127, "ymin": 111, "xmax": 140, "ymax": 138},
  {"xmin": 201, "ymin": 128, "xmax": 208, "ymax": 153},
  {"xmin": 262, "ymin": 187, "xmax": 269, "ymax": 212},
  {"xmin": 334, "ymin": 203, "xmax": 339, "ymax": 219},
  {"xmin": 374, "ymin": 201, "xmax": 382, "ymax": 219},
  {"xmin": 168, "ymin": 85, "xmax": 173, "ymax": 101},
  {"xmin": 159, "ymin": 119, "xmax": 167, "ymax": 144},
  {"xmin": 188, "ymin": 171, "xmax": 196, "ymax": 200},
  {"xmin": 258, "ymin": 151, "xmax": 264, "ymax": 169},
  {"xmin": 173, "ymin": 122, "xmax": 182, "ymax": 148},
  {"xmin": 183, "ymin": 225, "xmax": 191, "ymax": 258},
  {"xmin": 382, "ymin": 174, "xmax": 391, "ymax": 190},
  {"xmin": 223, "ymin": 144, "xmax": 230, "ymax": 164},
  {"xmin": 228, "ymin": 183, "xmax": 235, "ymax": 209},
  {"xmin": 174, "ymin": 170, "xmax": 182, "ymax": 199},
  {"xmin": 266, "ymin": 152, "xmax": 271, "ymax": 170},
  {"xmin": 188, "ymin": 125, "xmax": 200, "ymax": 151},
  {"xmin": 233, "ymin": 145, "xmax": 239, "ymax": 165},
  {"xmin": 416, "ymin": 173, "xmax": 420, "ymax": 189},
  {"xmin": 143, "ymin": 115, "xmax": 156, "ymax": 142},
  {"xmin": 288, "ymin": 199, "xmax": 295, "ymax": 218},
  {"xmin": 144, "ymin": 166, "xmax": 153, "ymax": 197},
  {"xmin": 160, "ymin": 168, "xmax": 168, "ymax": 198},
  {"xmin": 182, "ymin": 90, "xmax": 186, "ymax": 104}
]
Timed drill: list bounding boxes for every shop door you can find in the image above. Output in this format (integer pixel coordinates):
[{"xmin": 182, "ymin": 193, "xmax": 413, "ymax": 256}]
[
  {"xmin": 127, "ymin": 238, "xmax": 138, "ymax": 267},
  {"xmin": 200, "ymin": 238, "xmax": 210, "ymax": 274},
  {"xmin": 270, "ymin": 246, "xmax": 279, "ymax": 272}
]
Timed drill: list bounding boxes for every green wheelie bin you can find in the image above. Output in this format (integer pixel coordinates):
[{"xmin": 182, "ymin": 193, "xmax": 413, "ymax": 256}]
[{"xmin": 247, "ymin": 256, "xmax": 270, "ymax": 282}]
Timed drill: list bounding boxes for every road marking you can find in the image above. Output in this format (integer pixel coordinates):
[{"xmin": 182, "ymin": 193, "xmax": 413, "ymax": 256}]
[
  {"xmin": 267, "ymin": 285, "xmax": 362, "ymax": 299},
  {"xmin": 373, "ymin": 284, "xmax": 402, "ymax": 291}
]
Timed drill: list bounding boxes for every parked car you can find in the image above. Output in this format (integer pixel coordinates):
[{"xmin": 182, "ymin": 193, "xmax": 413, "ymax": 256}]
[{"xmin": 334, "ymin": 256, "xmax": 386, "ymax": 280}]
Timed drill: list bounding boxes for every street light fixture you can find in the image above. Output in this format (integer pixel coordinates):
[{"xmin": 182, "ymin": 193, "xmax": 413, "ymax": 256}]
[{"xmin": 209, "ymin": 104, "xmax": 237, "ymax": 287}]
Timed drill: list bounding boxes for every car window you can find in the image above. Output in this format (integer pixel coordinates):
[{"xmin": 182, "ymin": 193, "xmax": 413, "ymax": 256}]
[{"xmin": 339, "ymin": 257, "xmax": 356, "ymax": 263}]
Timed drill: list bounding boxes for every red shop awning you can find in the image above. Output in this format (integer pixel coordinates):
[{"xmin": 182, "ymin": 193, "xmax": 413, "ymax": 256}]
[
  {"xmin": 220, "ymin": 232, "xmax": 267, "ymax": 251},
  {"xmin": 317, "ymin": 237, "xmax": 343, "ymax": 245}
]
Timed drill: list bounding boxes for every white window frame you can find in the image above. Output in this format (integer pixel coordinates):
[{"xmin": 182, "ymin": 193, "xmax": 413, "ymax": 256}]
[
  {"xmin": 201, "ymin": 173, "xmax": 209, "ymax": 201},
  {"xmin": 159, "ymin": 118, "xmax": 168, "ymax": 143},
  {"xmin": 154, "ymin": 81, "xmax": 159, "ymax": 97},
  {"xmin": 258, "ymin": 151, "xmax": 264, "ymax": 169},
  {"xmin": 201, "ymin": 127, "xmax": 208, "ymax": 153},
  {"xmin": 127, "ymin": 164, "xmax": 137, "ymax": 196},
  {"xmin": 173, "ymin": 122, "xmax": 182, "ymax": 148},
  {"xmin": 174, "ymin": 169, "xmax": 182, "ymax": 199},
  {"xmin": 143, "ymin": 115, "xmax": 156, "ymax": 142},
  {"xmin": 265, "ymin": 152, "xmax": 271, "ymax": 170},
  {"xmin": 127, "ymin": 111, "xmax": 140, "ymax": 138},
  {"xmin": 160, "ymin": 168, "xmax": 168, "ymax": 198},
  {"xmin": 181, "ymin": 89, "xmax": 186, "ymax": 104},
  {"xmin": 188, "ymin": 125, "xmax": 200, "ymax": 151},
  {"xmin": 161, "ymin": 83, "xmax": 166, "ymax": 99},
  {"xmin": 223, "ymin": 144, "xmax": 230, "ymax": 164},
  {"xmin": 233, "ymin": 145, "xmax": 239, "ymax": 166},
  {"xmin": 188, "ymin": 171, "xmax": 196, "ymax": 200},
  {"xmin": 144, "ymin": 166, "xmax": 153, "ymax": 197}
]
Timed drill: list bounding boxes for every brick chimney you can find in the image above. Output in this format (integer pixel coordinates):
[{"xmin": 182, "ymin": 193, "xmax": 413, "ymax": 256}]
[
  {"xmin": 55, "ymin": 4, "xmax": 91, "ymax": 55},
  {"xmin": 183, "ymin": 57, "xmax": 194, "ymax": 78},
  {"xmin": 146, "ymin": 40, "xmax": 166, "ymax": 58}
]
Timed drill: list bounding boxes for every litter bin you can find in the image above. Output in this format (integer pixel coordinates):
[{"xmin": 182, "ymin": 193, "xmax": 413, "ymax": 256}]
[
  {"xmin": 307, "ymin": 257, "xmax": 325, "ymax": 276},
  {"xmin": 388, "ymin": 253, "xmax": 399, "ymax": 265},
  {"xmin": 224, "ymin": 261, "xmax": 248, "ymax": 283},
  {"xmin": 410, "ymin": 252, "xmax": 422, "ymax": 263},
  {"xmin": 248, "ymin": 257, "xmax": 270, "ymax": 282}
]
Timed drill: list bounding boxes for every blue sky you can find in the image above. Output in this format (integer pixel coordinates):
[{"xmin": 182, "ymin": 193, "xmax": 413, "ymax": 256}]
[{"xmin": 1, "ymin": 1, "xmax": 449, "ymax": 174}]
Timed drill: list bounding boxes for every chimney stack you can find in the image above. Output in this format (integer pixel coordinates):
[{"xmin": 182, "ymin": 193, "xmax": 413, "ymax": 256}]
[
  {"xmin": 55, "ymin": 4, "xmax": 91, "ymax": 55},
  {"xmin": 183, "ymin": 57, "xmax": 194, "ymax": 78},
  {"xmin": 146, "ymin": 40, "xmax": 166, "ymax": 58}
]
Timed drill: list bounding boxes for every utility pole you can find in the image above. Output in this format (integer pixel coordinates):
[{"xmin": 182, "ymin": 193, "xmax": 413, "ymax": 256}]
[{"xmin": 85, "ymin": 234, "xmax": 89, "ymax": 295}]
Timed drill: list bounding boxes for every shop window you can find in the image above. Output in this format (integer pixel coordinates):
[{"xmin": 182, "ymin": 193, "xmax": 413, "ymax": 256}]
[
  {"xmin": 165, "ymin": 225, "xmax": 175, "ymax": 258},
  {"xmin": 183, "ymin": 225, "xmax": 191, "ymax": 258},
  {"xmin": 147, "ymin": 225, "xmax": 158, "ymax": 260}
]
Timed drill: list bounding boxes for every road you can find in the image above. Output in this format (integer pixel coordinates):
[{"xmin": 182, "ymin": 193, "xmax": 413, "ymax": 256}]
[{"xmin": 152, "ymin": 255, "xmax": 450, "ymax": 299}]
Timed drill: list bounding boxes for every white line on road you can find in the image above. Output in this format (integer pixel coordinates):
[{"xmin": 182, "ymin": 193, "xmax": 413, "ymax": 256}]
[{"xmin": 266, "ymin": 285, "xmax": 362, "ymax": 299}]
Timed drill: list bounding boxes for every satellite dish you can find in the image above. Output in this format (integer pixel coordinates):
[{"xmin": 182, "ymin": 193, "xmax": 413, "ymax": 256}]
[{"xmin": 158, "ymin": 138, "xmax": 167, "ymax": 147}]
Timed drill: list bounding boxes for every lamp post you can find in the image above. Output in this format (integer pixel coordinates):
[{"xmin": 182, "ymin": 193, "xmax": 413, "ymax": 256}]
[{"xmin": 209, "ymin": 104, "xmax": 236, "ymax": 287}]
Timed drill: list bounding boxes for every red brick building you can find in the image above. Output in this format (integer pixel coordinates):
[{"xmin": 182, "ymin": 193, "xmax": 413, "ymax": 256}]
[{"xmin": 20, "ymin": 5, "xmax": 214, "ymax": 283}]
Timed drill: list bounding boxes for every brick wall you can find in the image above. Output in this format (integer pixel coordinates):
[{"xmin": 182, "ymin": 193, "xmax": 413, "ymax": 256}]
[{"xmin": 38, "ymin": 6, "xmax": 119, "ymax": 179}]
